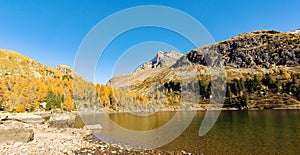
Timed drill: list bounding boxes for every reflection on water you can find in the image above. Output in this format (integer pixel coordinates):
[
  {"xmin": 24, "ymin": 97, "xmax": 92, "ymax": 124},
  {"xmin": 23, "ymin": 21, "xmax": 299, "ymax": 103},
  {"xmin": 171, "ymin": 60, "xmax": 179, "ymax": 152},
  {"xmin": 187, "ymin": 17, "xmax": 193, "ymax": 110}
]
[
  {"xmin": 74, "ymin": 112, "xmax": 176, "ymax": 131},
  {"xmin": 75, "ymin": 110, "xmax": 300, "ymax": 154},
  {"xmin": 108, "ymin": 112, "xmax": 175, "ymax": 131}
]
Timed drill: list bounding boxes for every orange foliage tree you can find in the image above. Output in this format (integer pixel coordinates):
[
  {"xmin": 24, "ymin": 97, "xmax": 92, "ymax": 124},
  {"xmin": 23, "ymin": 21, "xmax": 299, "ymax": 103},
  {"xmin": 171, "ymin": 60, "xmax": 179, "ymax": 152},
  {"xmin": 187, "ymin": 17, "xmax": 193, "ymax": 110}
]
[{"xmin": 63, "ymin": 96, "xmax": 74, "ymax": 111}]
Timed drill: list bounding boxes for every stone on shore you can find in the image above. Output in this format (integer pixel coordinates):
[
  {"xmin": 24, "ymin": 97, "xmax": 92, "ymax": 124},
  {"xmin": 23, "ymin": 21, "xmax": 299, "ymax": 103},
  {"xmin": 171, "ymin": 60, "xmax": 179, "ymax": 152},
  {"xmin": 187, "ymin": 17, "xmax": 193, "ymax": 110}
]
[
  {"xmin": 48, "ymin": 113, "xmax": 76, "ymax": 128},
  {"xmin": 83, "ymin": 124, "xmax": 102, "ymax": 130},
  {"xmin": 0, "ymin": 113, "xmax": 45, "ymax": 124},
  {"xmin": 0, "ymin": 128, "xmax": 34, "ymax": 143}
]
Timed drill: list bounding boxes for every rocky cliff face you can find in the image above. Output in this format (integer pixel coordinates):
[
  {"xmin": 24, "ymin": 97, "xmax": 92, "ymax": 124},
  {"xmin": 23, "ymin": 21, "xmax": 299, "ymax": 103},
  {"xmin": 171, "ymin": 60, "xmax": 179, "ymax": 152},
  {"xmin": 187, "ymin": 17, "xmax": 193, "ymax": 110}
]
[
  {"xmin": 173, "ymin": 30, "xmax": 300, "ymax": 69},
  {"xmin": 136, "ymin": 51, "xmax": 182, "ymax": 71}
]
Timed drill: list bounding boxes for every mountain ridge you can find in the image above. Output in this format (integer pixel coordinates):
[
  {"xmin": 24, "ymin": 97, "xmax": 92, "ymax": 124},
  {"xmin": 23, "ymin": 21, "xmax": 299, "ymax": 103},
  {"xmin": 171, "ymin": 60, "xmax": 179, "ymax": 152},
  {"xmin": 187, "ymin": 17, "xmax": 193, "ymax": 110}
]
[
  {"xmin": 109, "ymin": 29, "xmax": 300, "ymax": 88},
  {"xmin": 0, "ymin": 49, "xmax": 74, "ymax": 79},
  {"xmin": 106, "ymin": 29, "xmax": 300, "ymax": 110},
  {"xmin": 0, "ymin": 49, "xmax": 95, "ymax": 112},
  {"xmin": 172, "ymin": 30, "xmax": 300, "ymax": 69},
  {"xmin": 1, "ymin": 29, "xmax": 300, "ymax": 112}
]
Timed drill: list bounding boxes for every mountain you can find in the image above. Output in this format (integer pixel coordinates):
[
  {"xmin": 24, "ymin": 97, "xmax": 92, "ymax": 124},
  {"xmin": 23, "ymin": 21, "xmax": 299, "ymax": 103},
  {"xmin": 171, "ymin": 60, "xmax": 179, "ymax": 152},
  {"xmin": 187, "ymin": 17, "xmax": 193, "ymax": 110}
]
[
  {"xmin": 1, "ymin": 29, "xmax": 300, "ymax": 112},
  {"xmin": 0, "ymin": 49, "xmax": 95, "ymax": 112},
  {"xmin": 108, "ymin": 50, "xmax": 182, "ymax": 88},
  {"xmin": 0, "ymin": 49, "xmax": 149, "ymax": 112},
  {"xmin": 109, "ymin": 30, "xmax": 300, "ymax": 89},
  {"xmin": 0, "ymin": 49, "xmax": 74, "ymax": 79},
  {"xmin": 173, "ymin": 30, "xmax": 300, "ymax": 68},
  {"xmin": 108, "ymin": 30, "xmax": 300, "ymax": 110},
  {"xmin": 136, "ymin": 50, "xmax": 182, "ymax": 71}
]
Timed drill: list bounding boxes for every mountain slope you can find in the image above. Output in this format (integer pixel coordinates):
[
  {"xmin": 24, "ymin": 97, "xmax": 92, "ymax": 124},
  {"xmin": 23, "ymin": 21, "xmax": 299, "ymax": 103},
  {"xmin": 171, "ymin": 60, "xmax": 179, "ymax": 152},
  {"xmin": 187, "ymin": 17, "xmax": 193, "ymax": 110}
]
[
  {"xmin": 0, "ymin": 49, "xmax": 70, "ymax": 78},
  {"xmin": 0, "ymin": 49, "xmax": 150, "ymax": 112},
  {"xmin": 0, "ymin": 49, "xmax": 95, "ymax": 112},
  {"xmin": 108, "ymin": 30, "xmax": 300, "ymax": 110},
  {"xmin": 108, "ymin": 51, "xmax": 182, "ymax": 89},
  {"xmin": 1, "ymin": 29, "xmax": 300, "ymax": 112},
  {"xmin": 173, "ymin": 30, "xmax": 300, "ymax": 68},
  {"xmin": 109, "ymin": 30, "xmax": 300, "ymax": 90}
]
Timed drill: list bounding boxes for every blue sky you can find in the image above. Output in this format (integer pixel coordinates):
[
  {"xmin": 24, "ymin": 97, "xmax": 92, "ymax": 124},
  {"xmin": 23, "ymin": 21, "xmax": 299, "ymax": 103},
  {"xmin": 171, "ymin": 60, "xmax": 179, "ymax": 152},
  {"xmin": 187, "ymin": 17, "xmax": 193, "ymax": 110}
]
[{"xmin": 0, "ymin": 0, "xmax": 299, "ymax": 84}]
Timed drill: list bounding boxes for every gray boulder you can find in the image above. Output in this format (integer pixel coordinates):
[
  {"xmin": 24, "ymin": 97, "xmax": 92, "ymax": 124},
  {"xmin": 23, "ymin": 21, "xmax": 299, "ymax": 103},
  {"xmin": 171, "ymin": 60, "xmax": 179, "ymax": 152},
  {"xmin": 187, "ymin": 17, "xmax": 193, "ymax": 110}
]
[
  {"xmin": 0, "ymin": 128, "xmax": 34, "ymax": 143},
  {"xmin": 48, "ymin": 113, "xmax": 76, "ymax": 128},
  {"xmin": 8, "ymin": 114, "xmax": 45, "ymax": 124}
]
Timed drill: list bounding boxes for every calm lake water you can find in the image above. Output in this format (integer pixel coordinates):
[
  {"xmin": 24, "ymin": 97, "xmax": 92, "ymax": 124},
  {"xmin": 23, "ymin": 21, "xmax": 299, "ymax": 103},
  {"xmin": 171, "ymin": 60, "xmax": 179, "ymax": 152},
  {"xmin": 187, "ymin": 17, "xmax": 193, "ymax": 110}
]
[{"xmin": 75, "ymin": 110, "xmax": 300, "ymax": 154}]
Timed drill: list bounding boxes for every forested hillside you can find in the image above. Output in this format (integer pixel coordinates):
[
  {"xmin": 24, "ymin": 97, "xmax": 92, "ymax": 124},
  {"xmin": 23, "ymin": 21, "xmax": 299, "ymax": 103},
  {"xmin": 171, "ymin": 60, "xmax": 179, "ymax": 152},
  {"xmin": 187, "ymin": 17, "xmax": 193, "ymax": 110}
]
[{"xmin": 1, "ymin": 29, "xmax": 300, "ymax": 112}]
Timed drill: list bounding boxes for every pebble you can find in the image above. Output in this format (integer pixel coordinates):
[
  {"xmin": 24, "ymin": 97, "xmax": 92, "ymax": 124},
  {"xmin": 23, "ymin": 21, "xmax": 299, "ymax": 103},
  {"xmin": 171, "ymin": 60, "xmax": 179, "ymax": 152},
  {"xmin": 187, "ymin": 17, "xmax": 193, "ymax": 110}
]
[
  {"xmin": 111, "ymin": 150, "xmax": 117, "ymax": 154},
  {"xmin": 101, "ymin": 144, "xmax": 108, "ymax": 148},
  {"xmin": 13, "ymin": 142, "xmax": 23, "ymax": 148},
  {"xmin": 24, "ymin": 124, "xmax": 29, "ymax": 128},
  {"xmin": 48, "ymin": 145, "xmax": 54, "ymax": 149}
]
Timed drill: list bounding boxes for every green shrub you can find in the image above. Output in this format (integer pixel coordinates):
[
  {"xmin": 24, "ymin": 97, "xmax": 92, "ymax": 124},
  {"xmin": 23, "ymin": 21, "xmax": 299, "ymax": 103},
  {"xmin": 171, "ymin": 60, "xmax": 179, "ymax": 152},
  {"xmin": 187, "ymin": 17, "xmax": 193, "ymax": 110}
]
[{"xmin": 45, "ymin": 90, "xmax": 63, "ymax": 110}]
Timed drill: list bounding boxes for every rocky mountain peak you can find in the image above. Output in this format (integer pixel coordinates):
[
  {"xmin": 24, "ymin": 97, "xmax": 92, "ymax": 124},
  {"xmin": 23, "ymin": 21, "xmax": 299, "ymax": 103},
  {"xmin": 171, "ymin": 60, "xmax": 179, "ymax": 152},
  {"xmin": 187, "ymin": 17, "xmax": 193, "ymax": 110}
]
[
  {"xmin": 136, "ymin": 50, "xmax": 183, "ymax": 71},
  {"xmin": 152, "ymin": 50, "xmax": 183, "ymax": 67}
]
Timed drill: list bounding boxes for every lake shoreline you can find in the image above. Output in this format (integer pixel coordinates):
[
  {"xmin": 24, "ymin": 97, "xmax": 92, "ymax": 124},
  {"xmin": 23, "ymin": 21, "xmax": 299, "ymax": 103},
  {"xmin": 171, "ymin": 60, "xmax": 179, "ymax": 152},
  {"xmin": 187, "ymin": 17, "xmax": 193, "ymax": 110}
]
[
  {"xmin": 1, "ymin": 108, "xmax": 299, "ymax": 154},
  {"xmin": 76, "ymin": 105, "xmax": 300, "ymax": 114},
  {"xmin": 0, "ymin": 112, "xmax": 193, "ymax": 154}
]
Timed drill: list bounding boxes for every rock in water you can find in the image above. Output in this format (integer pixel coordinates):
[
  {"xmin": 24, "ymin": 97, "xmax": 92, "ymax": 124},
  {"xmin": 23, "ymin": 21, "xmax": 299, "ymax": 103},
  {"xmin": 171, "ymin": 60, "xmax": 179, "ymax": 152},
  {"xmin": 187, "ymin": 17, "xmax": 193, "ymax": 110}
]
[
  {"xmin": 83, "ymin": 124, "xmax": 102, "ymax": 130},
  {"xmin": 0, "ymin": 128, "xmax": 34, "ymax": 143}
]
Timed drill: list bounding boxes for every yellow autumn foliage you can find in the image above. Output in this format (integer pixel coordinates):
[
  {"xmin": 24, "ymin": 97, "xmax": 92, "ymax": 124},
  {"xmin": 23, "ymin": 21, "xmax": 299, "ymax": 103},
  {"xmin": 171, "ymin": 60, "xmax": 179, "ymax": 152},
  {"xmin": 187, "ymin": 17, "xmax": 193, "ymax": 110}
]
[
  {"xmin": 63, "ymin": 96, "xmax": 74, "ymax": 111},
  {"xmin": 284, "ymin": 72, "xmax": 291, "ymax": 80},
  {"xmin": 94, "ymin": 84, "xmax": 150, "ymax": 108},
  {"xmin": 0, "ymin": 49, "xmax": 153, "ymax": 112},
  {"xmin": 15, "ymin": 104, "xmax": 25, "ymax": 112},
  {"xmin": 0, "ymin": 75, "xmax": 77, "ymax": 111}
]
